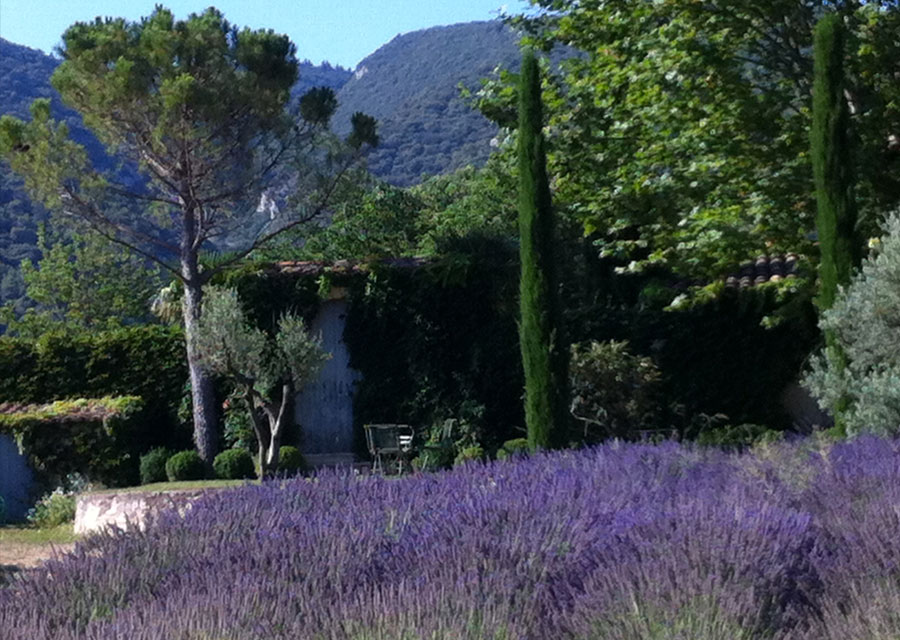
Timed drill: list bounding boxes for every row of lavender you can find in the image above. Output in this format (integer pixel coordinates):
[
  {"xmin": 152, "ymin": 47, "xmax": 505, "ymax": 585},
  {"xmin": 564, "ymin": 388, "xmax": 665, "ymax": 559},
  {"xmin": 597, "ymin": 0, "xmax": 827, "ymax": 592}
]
[{"xmin": 2, "ymin": 437, "xmax": 900, "ymax": 639}]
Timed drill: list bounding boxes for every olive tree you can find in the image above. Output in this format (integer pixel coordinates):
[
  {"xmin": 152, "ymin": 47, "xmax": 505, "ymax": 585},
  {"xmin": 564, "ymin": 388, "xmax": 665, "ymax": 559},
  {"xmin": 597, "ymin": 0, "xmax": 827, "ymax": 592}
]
[{"xmin": 195, "ymin": 287, "xmax": 328, "ymax": 477}]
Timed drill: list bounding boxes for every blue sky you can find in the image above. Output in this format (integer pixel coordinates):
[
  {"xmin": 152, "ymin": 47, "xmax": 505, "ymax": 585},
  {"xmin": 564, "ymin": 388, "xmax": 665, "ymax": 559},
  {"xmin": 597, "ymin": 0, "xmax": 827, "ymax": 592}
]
[{"xmin": 0, "ymin": 0, "xmax": 531, "ymax": 68}]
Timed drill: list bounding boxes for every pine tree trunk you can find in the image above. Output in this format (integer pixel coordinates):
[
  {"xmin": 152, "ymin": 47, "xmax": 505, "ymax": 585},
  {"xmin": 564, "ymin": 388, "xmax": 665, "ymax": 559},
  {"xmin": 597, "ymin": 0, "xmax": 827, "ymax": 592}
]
[
  {"xmin": 181, "ymin": 205, "xmax": 218, "ymax": 468},
  {"xmin": 517, "ymin": 49, "xmax": 568, "ymax": 451},
  {"xmin": 811, "ymin": 13, "xmax": 860, "ymax": 433}
]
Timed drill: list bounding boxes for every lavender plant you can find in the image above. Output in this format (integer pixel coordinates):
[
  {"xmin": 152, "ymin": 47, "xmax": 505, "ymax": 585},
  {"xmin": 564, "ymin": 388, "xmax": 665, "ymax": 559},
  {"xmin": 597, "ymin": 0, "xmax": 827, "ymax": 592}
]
[{"xmin": 3, "ymin": 438, "xmax": 900, "ymax": 638}]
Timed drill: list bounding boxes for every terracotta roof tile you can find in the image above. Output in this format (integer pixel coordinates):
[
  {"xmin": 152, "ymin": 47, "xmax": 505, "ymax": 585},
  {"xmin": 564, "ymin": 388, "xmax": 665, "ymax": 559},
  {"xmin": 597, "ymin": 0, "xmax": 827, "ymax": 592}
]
[
  {"xmin": 725, "ymin": 253, "xmax": 800, "ymax": 289},
  {"xmin": 270, "ymin": 257, "xmax": 430, "ymax": 275}
]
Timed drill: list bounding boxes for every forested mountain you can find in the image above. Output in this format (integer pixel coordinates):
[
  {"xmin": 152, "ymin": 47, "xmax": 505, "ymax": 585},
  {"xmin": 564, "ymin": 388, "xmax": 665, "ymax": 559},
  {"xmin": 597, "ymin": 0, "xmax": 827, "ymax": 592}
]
[
  {"xmin": 0, "ymin": 39, "xmax": 353, "ymax": 310},
  {"xmin": 0, "ymin": 39, "xmax": 96, "ymax": 308},
  {"xmin": 333, "ymin": 21, "xmax": 520, "ymax": 186}
]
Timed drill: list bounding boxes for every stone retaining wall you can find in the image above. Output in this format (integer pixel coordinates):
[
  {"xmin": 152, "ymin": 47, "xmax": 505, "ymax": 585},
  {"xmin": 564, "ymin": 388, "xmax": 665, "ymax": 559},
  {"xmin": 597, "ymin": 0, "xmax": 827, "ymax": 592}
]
[{"xmin": 74, "ymin": 490, "xmax": 210, "ymax": 535}]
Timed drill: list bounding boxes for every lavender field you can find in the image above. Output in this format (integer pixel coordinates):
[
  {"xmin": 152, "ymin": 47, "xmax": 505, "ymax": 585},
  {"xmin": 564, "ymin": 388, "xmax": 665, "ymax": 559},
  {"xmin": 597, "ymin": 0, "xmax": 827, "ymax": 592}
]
[{"xmin": 3, "ymin": 437, "xmax": 900, "ymax": 639}]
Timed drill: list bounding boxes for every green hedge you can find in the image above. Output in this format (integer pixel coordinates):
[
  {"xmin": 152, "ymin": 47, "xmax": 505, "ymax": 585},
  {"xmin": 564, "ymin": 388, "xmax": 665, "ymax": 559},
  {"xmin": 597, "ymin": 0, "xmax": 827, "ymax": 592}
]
[
  {"xmin": 213, "ymin": 448, "xmax": 255, "ymax": 480},
  {"xmin": 0, "ymin": 396, "xmax": 145, "ymax": 487},
  {"xmin": 0, "ymin": 326, "xmax": 190, "ymax": 485},
  {"xmin": 643, "ymin": 287, "xmax": 818, "ymax": 431}
]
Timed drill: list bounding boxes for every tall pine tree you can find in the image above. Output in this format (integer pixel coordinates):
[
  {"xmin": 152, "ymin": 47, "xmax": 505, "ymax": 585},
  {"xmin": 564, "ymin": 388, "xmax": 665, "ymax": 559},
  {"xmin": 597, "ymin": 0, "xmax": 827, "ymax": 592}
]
[
  {"xmin": 517, "ymin": 49, "xmax": 567, "ymax": 450},
  {"xmin": 811, "ymin": 13, "xmax": 861, "ymax": 432}
]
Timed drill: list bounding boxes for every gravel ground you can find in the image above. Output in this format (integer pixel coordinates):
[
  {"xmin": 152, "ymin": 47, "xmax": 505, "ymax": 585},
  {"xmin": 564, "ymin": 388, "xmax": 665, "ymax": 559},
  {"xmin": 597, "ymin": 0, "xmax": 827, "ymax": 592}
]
[{"xmin": 0, "ymin": 541, "xmax": 76, "ymax": 586}]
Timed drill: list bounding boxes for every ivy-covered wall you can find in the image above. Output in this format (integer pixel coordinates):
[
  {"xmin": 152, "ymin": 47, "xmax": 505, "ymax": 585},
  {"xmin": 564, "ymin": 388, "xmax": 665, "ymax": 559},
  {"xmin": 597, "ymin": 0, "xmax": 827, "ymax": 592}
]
[
  {"xmin": 222, "ymin": 240, "xmax": 525, "ymax": 455},
  {"xmin": 229, "ymin": 246, "xmax": 817, "ymax": 453}
]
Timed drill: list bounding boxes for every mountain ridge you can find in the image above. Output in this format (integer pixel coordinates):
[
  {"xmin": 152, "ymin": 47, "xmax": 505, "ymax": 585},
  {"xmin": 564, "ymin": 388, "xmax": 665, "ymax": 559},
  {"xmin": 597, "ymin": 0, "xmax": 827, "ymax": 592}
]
[{"xmin": 333, "ymin": 21, "xmax": 521, "ymax": 186}]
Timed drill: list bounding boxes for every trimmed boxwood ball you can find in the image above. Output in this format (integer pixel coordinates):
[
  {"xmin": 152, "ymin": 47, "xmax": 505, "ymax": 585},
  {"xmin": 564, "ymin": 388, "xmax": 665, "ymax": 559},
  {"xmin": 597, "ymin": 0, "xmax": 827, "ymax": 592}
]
[
  {"xmin": 213, "ymin": 449, "xmax": 255, "ymax": 480},
  {"xmin": 165, "ymin": 450, "xmax": 206, "ymax": 482},
  {"xmin": 139, "ymin": 447, "xmax": 173, "ymax": 485},
  {"xmin": 278, "ymin": 446, "xmax": 306, "ymax": 476}
]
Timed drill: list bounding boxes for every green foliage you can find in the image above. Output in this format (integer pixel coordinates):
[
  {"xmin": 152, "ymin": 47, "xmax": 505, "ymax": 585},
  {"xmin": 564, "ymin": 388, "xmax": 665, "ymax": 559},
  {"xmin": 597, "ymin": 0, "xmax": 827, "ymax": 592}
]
[
  {"xmin": 481, "ymin": 1, "xmax": 900, "ymax": 288},
  {"xmin": 1, "ymin": 226, "xmax": 162, "ymax": 338},
  {"xmin": 165, "ymin": 450, "xmax": 207, "ymax": 482},
  {"xmin": 196, "ymin": 287, "xmax": 329, "ymax": 398},
  {"xmin": 811, "ymin": 13, "xmax": 861, "ymax": 432},
  {"xmin": 568, "ymin": 340, "xmax": 664, "ymax": 443},
  {"xmin": 0, "ymin": 38, "xmax": 349, "ymax": 317},
  {"xmin": 277, "ymin": 446, "xmax": 306, "ymax": 476},
  {"xmin": 496, "ymin": 438, "xmax": 529, "ymax": 461},
  {"xmin": 0, "ymin": 396, "xmax": 142, "ymax": 427},
  {"xmin": 453, "ymin": 445, "xmax": 485, "ymax": 467},
  {"xmin": 343, "ymin": 247, "xmax": 524, "ymax": 455},
  {"xmin": 298, "ymin": 182, "xmax": 426, "ymax": 261},
  {"xmin": 213, "ymin": 449, "xmax": 255, "ymax": 480},
  {"xmin": 0, "ymin": 39, "xmax": 112, "ymax": 316},
  {"xmin": 517, "ymin": 48, "xmax": 567, "ymax": 451},
  {"xmin": 27, "ymin": 491, "xmax": 76, "ymax": 528},
  {"xmin": 222, "ymin": 396, "xmax": 256, "ymax": 452},
  {"xmin": 262, "ymin": 154, "xmax": 518, "ymax": 264},
  {"xmin": 804, "ymin": 212, "xmax": 900, "ymax": 436},
  {"xmin": 812, "ymin": 13, "xmax": 861, "ymax": 312},
  {"xmin": 0, "ymin": 6, "xmax": 376, "ymax": 466},
  {"xmin": 412, "ymin": 420, "xmax": 461, "ymax": 472},
  {"xmin": 212, "ymin": 263, "xmax": 322, "ymax": 332},
  {"xmin": 139, "ymin": 447, "xmax": 172, "ymax": 485},
  {"xmin": 411, "ymin": 155, "xmax": 518, "ymax": 254},
  {"xmin": 26, "ymin": 473, "xmax": 88, "ymax": 528},
  {"xmin": 694, "ymin": 423, "xmax": 783, "ymax": 451},
  {"xmin": 645, "ymin": 289, "xmax": 817, "ymax": 433},
  {"xmin": 195, "ymin": 287, "xmax": 328, "ymax": 477}
]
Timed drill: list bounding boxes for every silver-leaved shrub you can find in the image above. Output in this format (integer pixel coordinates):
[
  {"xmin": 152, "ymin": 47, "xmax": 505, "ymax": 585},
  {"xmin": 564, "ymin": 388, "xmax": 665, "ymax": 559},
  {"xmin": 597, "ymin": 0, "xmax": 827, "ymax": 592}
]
[{"xmin": 804, "ymin": 212, "xmax": 900, "ymax": 436}]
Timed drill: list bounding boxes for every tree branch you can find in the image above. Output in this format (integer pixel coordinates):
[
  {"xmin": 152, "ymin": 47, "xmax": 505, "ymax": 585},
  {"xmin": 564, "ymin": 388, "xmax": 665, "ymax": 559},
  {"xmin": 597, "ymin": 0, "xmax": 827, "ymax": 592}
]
[
  {"xmin": 202, "ymin": 146, "xmax": 363, "ymax": 281},
  {"xmin": 59, "ymin": 188, "xmax": 182, "ymax": 279}
]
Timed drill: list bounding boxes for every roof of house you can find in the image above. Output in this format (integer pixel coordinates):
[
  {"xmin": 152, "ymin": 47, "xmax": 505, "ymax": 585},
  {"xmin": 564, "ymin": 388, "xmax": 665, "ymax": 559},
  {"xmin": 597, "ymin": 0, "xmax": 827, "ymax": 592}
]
[
  {"xmin": 269, "ymin": 257, "xmax": 430, "ymax": 276},
  {"xmin": 724, "ymin": 253, "xmax": 801, "ymax": 289}
]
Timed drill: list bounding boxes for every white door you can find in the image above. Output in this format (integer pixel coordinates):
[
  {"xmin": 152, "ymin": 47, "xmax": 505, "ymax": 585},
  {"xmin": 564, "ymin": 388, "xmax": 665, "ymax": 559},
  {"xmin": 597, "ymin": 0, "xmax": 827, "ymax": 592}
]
[{"xmin": 294, "ymin": 300, "xmax": 358, "ymax": 454}]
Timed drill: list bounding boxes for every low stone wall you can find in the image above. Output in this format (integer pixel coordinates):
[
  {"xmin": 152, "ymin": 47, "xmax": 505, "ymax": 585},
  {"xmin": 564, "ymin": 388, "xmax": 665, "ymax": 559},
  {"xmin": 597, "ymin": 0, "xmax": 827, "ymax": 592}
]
[{"xmin": 74, "ymin": 490, "xmax": 210, "ymax": 535}]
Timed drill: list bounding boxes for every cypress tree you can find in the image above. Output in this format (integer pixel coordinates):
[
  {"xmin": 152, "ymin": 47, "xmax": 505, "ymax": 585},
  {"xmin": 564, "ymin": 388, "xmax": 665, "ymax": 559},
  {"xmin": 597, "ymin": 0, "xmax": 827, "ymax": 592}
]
[
  {"xmin": 811, "ymin": 13, "xmax": 861, "ymax": 432},
  {"xmin": 517, "ymin": 49, "xmax": 568, "ymax": 450}
]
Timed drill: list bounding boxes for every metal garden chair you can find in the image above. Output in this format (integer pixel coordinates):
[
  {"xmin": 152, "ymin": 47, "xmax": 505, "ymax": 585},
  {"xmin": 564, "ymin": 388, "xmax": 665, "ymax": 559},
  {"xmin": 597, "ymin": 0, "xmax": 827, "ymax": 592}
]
[{"xmin": 364, "ymin": 423, "xmax": 415, "ymax": 475}]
